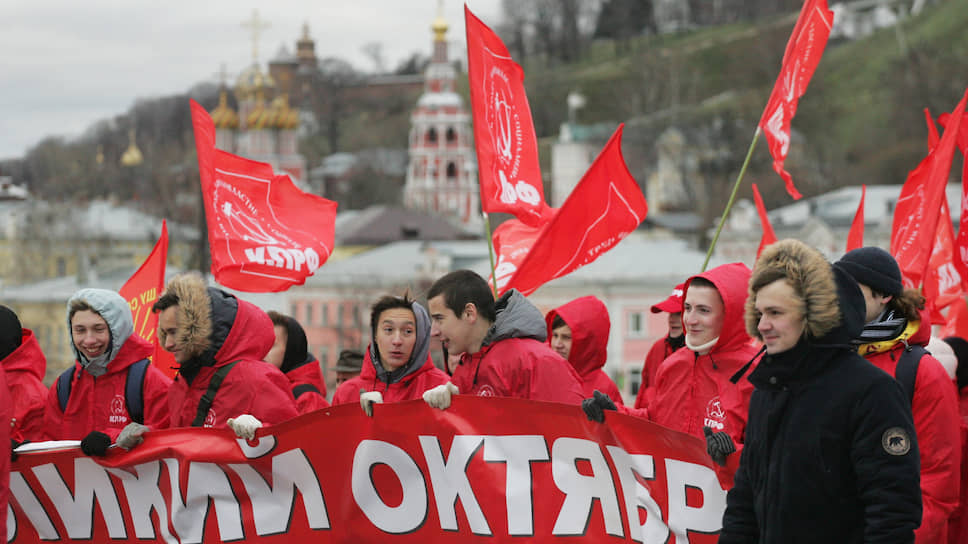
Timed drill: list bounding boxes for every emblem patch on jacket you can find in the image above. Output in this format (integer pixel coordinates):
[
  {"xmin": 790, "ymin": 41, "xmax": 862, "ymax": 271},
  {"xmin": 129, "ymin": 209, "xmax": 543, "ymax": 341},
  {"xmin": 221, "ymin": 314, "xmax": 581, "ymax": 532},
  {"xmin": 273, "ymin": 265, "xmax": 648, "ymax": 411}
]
[{"xmin": 881, "ymin": 427, "xmax": 911, "ymax": 456}]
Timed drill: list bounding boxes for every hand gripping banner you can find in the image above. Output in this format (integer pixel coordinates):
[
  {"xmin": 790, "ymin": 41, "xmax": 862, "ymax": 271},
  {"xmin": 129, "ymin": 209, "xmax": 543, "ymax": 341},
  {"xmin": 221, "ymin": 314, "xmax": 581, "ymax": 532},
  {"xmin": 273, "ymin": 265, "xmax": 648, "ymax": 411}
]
[{"xmin": 9, "ymin": 398, "xmax": 726, "ymax": 543}]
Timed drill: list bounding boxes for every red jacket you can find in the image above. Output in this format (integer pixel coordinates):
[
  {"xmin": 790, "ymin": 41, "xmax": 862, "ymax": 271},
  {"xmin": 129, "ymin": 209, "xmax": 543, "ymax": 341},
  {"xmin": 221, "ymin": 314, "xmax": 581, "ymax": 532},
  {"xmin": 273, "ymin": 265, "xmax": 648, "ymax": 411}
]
[
  {"xmin": 44, "ymin": 335, "xmax": 172, "ymax": 441},
  {"xmin": 168, "ymin": 295, "xmax": 299, "ymax": 429},
  {"xmin": 452, "ymin": 291, "xmax": 584, "ymax": 405},
  {"xmin": 284, "ymin": 357, "xmax": 330, "ymax": 414},
  {"xmin": 0, "ymin": 369, "xmax": 10, "ymax": 543},
  {"xmin": 545, "ymin": 296, "xmax": 624, "ymax": 405},
  {"xmin": 650, "ymin": 263, "xmax": 761, "ymax": 486},
  {"xmin": 2, "ymin": 329, "xmax": 48, "ymax": 442},
  {"xmin": 859, "ymin": 314, "xmax": 962, "ymax": 544},
  {"xmin": 635, "ymin": 335, "xmax": 683, "ymax": 410},
  {"xmin": 331, "ymin": 350, "xmax": 450, "ymax": 406}
]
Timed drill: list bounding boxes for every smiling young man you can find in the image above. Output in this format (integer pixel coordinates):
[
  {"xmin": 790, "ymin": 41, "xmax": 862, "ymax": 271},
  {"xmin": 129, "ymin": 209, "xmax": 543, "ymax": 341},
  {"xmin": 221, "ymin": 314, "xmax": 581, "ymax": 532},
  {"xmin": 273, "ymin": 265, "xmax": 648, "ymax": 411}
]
[
  {"xmin": 421, "ymin": 270, "xmax": 583, "ymax": 409},
  {"xmin": 44, "ymin": 289, "xmax": 172, "ymax": 449},
  {"xmin": 331, "ymin": 294, "xmax": 449, "ymax": 414},
  {"xmin": 646, "ymin": 262, "xmax": 761, "ymax": 485}
]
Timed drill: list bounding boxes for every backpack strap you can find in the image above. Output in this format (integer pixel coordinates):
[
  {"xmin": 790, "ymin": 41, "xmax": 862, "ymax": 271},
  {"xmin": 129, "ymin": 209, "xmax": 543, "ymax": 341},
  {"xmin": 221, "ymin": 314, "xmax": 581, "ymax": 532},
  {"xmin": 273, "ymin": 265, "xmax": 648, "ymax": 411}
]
[
  {"xmin": 125, "ymin": 359, "xmax": 151, "ymax": 425},
  {"xmin": 895, "ymin": 344, "xmax": 926, "ymax": 405},
  {"xmin": 56, "ymin": 366, "xmax": 78, "ymax": 413},
  {"xmin": 191, "ymin": 361, "xmax": 240, "ymax": 427}
]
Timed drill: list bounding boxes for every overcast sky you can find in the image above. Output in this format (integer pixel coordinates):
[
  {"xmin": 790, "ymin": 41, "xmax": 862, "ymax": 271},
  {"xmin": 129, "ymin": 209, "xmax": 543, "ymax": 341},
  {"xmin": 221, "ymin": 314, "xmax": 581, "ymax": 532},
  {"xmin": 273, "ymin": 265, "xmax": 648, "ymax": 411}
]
[{"xmin": 0, "ymin": 0, "xmax": 502, "ymax": 161}]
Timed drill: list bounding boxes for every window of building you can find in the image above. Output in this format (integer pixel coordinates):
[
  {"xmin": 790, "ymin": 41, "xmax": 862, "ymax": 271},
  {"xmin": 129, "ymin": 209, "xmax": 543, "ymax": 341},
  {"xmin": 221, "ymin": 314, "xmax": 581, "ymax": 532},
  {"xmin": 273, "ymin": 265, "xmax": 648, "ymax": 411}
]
[
  {"xmin": 289, "ymin": 303, "xmax": 299, "ymax": 321},
  {"xmin": 337, "ymin": 304, "xmax": 345, "ymax": 326},
  {"xmin": 320, "ymin": 303, "xmax": 328, "ymax": 326},
  {"xmin": 627, "ymin": 312, "xmax": 645, "ymax": 338},
  {"xmin": 446, "ymin": 127, "xmax": 456, "ymax": 143},
  {"xmin": 427, "ymin": 127, "xmax": 438, "ymax": 144},
  {"xmin": 628, "ymin": 367, "xmax": 642, "ymax": 396},
  {"xmin": 446, "ymin": 162, "xmax": 457, "ymax": 179}
]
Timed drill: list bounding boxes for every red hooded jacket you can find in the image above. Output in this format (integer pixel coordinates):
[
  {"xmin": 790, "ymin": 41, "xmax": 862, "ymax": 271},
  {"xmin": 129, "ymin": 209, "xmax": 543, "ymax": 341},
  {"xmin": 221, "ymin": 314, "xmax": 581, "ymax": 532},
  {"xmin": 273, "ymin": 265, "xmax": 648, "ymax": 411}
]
[
  {"xmin": 2, "ymin": 329, "xmax": 48, "ymax": 442},
  {"xmin": 545, "ymin": 296, "xmax": 624, "ymax": 405},
  {"xmin": 167, "ymin": 287, "xmax": 299, "ymax": 429},
  {"xmin": 650, "ymin": 263, "xmax": 761, "ymax": 486},
  {"xmin": 285, "ymin": 359, "xmax": 330, "ymax": 414},
  {"xmin": 859, "ymin": 312, "xmax": 961, "ymax": 544},
  {"xmin": 0, "ymin": 370, "xmax": 10, "ymax": 543},
  {"xmin": 635, "ymin": 335, "xmax": 683, "ymax": 410},
  {"xmin": 331, "ymin": 351, "xmax": 450, "ymax": 405},
  {"xmin": 451, "ymin": 290, "xmax": 584, "ymax": 405},
  {"xmin": 43, "ymin": 334, "xmax": 172, "ymax": 441}
]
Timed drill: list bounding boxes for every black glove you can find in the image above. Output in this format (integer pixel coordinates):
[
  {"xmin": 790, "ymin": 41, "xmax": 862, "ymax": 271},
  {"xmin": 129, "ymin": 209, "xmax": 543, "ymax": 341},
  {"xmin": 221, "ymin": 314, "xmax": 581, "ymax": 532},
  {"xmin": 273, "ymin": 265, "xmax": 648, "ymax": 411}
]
[
  {"xmin": 582, "ymin": 390, "xmax": 617, "ymax": 423},
  {"xmin": 80, "ymin": 431, "xmax": 112, "ymax": 457},
  {"xmin": 704, "ymin": 426, "xmax": 736, "ymax": 466},
  {"xmin": 11, "ymin": 438, "xmax": 27, "ymax": 462}
]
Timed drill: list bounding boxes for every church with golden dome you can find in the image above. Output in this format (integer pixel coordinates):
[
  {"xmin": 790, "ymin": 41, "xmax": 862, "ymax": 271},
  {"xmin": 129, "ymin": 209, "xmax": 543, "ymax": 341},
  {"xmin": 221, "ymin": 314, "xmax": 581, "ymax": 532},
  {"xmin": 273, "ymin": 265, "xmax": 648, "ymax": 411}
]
[{"xmin": 208, "ymin": 11, "xmax": 308, "ymax": 184}]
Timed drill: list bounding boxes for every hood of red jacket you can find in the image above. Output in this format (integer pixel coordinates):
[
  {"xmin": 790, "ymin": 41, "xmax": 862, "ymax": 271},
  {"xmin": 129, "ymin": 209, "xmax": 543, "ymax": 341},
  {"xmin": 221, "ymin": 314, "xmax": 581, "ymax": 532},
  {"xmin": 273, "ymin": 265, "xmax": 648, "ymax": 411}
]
[
  {"xmin": 545, "ymin": 296, "xmax": 610, "ymax": 377},
  {"xmin": 684, "ymin": 262, "xmax": 753, "ymax": 355},
  {"xmin": 212, "ymin": 296, "xmax": 274, "ymax": 367},
  {"xmin": 1, "ymin": 328, "xmax": 46, "ymax": 380}
]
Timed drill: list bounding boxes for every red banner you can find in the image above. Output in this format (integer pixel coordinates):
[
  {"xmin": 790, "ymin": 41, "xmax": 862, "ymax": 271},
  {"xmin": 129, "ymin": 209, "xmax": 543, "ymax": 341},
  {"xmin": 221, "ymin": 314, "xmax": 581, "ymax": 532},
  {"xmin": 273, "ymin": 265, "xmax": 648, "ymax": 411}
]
[
  {"xmin": 758, "ymin": 0, "xmax": 834, "ymax": 200},
  {"xmin": 9, "ymin": 398, "xmax": 725, "ymax": 543},
  {"xmin": 492, "ymin": 125, "xmax": 647, "ymax": 296},
  {"xmin": 190, "ymin": 99, "xmax": 338, "ymax": 292},
  {"xmin": 118, "ymin": 220, "xmax": 176, "ymax": 378},
  {"xmin": 846, "ymin": 184, "xmax": 866, "ymax": 252},
  {"xmin": 465, "ymin": 6, "xmax": 553, "ymax": 226},
  {"xmin": 891, "ymin": 90, "xmax": 967, "ymax": 289},
  {"xmin": 938, "ymin": 110, "xmax": 968, "ymax": 291},
  {"xmin": 752, "ymin": 183, "xmax": 777, "ymax": 259}
]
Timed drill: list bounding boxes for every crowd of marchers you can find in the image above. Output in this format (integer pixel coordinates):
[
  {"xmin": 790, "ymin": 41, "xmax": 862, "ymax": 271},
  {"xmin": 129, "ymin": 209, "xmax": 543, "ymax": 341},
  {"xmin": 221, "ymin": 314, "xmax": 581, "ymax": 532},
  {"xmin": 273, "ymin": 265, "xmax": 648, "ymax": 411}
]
[{"xmin": 1, "ymin": 241, "xmax": 967, "ymax": 543}]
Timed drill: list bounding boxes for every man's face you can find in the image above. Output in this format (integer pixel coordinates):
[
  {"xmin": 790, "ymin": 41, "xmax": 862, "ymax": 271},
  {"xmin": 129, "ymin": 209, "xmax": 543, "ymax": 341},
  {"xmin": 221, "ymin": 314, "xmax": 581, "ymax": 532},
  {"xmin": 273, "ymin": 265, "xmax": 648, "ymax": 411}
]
[
  {"xmin": 682, "ymin": 285, "xmax": 725, "ymax": 352},
  {"xmin": 754, "ymin": 279, "xmax": 806, "ymax": 355},
  {"xmin": 375, "ymin": 307, "xmax": 417, "ymax": 371},
  {"xmin": 158, "ymin": 306, "xmax": 189, "ymax": 364},
  {"xmin": 858, "ymin": 283, "xmax": 891, "ymax": 324},
  {"xmin": 550, "ymin": 324, "xmax": 573, "ymax": 360},
  {"xmin": 71, "ymin": 310, "xmax": 110, "ymax": 360},
  {"xmin": 428, "ymin": 295, "xmax": 476, "ymax": 357},
  {"xmin": 667, "ymin": 311, "xmax": 683, "ymax": 338},
  {"xmin": 265, "ymin": 324, "xmax": 288, "ymax": 368},
  {"xmin": 335, "ymin": 371, "xmax": 359, "ymax": 386}
]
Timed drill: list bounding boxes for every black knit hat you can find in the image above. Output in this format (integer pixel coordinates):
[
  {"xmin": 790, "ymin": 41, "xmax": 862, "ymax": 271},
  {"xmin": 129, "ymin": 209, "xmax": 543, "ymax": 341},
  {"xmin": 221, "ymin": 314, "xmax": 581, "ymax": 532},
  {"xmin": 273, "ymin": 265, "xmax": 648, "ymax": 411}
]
[
  {"xmin": 0, "ymin": 305, "xmax": 23, "ymax": 362},
  {"xmin": 835, "ymin": 246, "xmax": 903, "ymax": 297}
]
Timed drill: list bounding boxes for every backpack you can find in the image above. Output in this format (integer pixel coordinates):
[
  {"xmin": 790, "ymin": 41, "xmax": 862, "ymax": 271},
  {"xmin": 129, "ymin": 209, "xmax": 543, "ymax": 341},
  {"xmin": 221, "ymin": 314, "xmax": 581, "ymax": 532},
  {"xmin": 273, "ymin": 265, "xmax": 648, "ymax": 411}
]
[
  {"xmin": 894, "ymin": 344, "xmax": 926, "ymax": 405},
  {"xmin": 56, "ymin": 358, "xmax": 151, "ymax": 424}
]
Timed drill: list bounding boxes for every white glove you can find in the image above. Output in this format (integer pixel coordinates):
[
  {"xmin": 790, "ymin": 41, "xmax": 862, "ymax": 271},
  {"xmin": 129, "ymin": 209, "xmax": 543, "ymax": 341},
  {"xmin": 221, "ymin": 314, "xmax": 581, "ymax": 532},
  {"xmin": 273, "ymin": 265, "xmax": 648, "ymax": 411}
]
[
  {"xmin": 360, "ymin": 390, "xmax": 384, "ymax": 417},
  {"xmin": 227, "ymin": 414, "xmax": 263, "ymax": 440},
  {"xmin": 116, "ymin": 422, "xmax": 149, "ymax": 450},
  {"xmin": 423, "ymin": 382, "xmax": 459, "ymax": 410}
]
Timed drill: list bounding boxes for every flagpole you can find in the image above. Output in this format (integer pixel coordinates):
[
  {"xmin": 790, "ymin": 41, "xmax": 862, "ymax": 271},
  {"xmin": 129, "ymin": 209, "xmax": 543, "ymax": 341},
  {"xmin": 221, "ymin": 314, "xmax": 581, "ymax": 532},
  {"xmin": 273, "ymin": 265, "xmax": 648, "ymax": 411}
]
[
  {"xmin": 701, "ymin": 127, "xmax": 762, "ymax": 271},
  {"xmin": 483, "ymin": 212, "xmax": 499, "ymax": 298}
]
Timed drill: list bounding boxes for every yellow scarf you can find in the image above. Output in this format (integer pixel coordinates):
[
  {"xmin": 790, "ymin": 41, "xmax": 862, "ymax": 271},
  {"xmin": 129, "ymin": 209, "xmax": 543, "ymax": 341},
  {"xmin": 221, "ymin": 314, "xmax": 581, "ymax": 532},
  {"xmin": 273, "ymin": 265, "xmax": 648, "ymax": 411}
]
[{"xmin": 857, "ymin": 320, "xmax": 920, "ymax": 356}]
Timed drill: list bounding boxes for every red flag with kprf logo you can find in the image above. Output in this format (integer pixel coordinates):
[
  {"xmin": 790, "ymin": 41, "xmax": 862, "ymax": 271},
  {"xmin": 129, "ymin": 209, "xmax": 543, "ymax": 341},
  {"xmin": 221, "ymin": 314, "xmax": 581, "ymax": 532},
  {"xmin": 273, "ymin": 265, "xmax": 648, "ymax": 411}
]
[
  {"xmin": 891, "ymin": 89, "xmax": 967, "ymax": 290},
  {"xmin": 465, "ymin": 6, "xmax": 553, "ymax": 226},
  {"xmin": 190, "ymin": 100, "xmax": 338, "ymax": 292},
  {"xmin": 758, "ymin": 0, "xmax": 834, "ymax": 200},
  {"xmin": 752, "ymin": 183, "xmax": 777, "ymax": 259},
  {"xmin": 493, "ymin": 125, "xmax": 647, "ymax": 296},
  {"xmin": 119, "ymin": 220, "xmax": 177, "ymax": 378}
]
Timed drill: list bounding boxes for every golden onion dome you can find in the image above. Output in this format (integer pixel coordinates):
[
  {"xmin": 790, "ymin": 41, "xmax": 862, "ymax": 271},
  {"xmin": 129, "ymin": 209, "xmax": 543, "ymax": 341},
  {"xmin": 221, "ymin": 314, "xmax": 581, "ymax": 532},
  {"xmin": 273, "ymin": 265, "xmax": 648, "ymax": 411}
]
[
  {"xmin": 235, "ymin": 63, "xmax": 276, "ymax": 101},
  {"xmin": 246, "ymin": 93, "xmax": 270, "ymax": 129},
  {"xmin": 269, "ymin": 94, "xmax": 299, "ymax": 130},
  {"xmin": 120, "ymin": 129, "xmax": 144, "ymax": 167},
  {"xmin": 431, "ymin": 15, "xmax": 448, "ymax": 42},
  {"xmin": 210, "ymin": 91, "xmax": 239, "ymax": 129}
]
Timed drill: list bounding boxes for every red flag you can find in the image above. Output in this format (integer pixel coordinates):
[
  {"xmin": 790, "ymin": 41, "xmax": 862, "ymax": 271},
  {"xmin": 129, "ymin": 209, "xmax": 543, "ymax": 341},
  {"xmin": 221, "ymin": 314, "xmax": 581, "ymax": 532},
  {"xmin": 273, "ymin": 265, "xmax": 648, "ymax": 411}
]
[
  {"xmin": 490, "ymin": 218, "xmax": 543, "ymax": 293},
  {"xmin": 465, "ymin": 6, "xmax": 553, "ymax": 226},
  {"xmin": 758, "ymin": 0, "xmax": 834, "ymax": 200},
  {"xmin": 495, "ymin": 125, "xmax": 647, "ymax": 296},
  {"xmin": 938, "ymin": 110, "xmax": 968, "ymax": 290},
  {"xmin": 891, "ymin": 89, "xmax": 968, "ymax": 289},
  {"xmin": 118, "ymin": 221, "xmax": 177, "ymax": 378},
  {"xmin": 846, "ymin": 184, "xmax": 866, "ymax": 251},
  {"xmin": 939, "ymin": 297, "xmax": 968, "ymax": 339},
  {"xmin": 923, "ymin": 198, "xmax": 964, "ymax": 323},
  {"xmin": 752, "ymin": 183, "xmax": 777, "ymax": 259},
  {"xmin": 925, "ymin": 108, "xmax": 939, "ymax": 151},
  {"xmin": 190, "ymin": 100, "xmax": 338, "ymax": 292}
]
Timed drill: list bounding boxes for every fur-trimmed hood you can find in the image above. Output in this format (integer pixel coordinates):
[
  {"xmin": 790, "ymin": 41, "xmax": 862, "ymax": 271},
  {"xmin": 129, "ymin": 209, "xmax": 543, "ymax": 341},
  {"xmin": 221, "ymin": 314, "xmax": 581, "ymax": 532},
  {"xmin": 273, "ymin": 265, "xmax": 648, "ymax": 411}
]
[
  {"xmin": 747, "ymin": 239, "xmax": 863, "ymax": 346},
  {"xmin": 160, "ymin": 273, "xmax": 273, "ymax": 375}
]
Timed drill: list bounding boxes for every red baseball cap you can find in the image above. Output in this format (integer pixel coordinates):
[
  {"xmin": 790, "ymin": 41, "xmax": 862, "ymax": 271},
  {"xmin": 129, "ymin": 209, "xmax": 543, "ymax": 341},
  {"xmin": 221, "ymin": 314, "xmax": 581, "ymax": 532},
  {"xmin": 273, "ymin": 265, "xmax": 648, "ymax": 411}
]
[{"xmin": 651, "ymin": 283, "xmax": 685, "ymax": 314}]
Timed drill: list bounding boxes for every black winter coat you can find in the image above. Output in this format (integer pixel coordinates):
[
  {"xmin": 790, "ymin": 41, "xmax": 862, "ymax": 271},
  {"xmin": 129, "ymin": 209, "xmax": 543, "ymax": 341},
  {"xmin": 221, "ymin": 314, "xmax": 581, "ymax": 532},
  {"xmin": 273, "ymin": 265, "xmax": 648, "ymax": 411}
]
[{"xmin": 720, "ymin": 267, "xmax": 922, "ymax": 543}]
